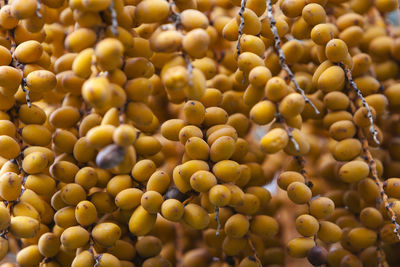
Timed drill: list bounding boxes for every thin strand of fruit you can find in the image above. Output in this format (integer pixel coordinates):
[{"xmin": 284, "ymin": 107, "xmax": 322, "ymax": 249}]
[
  {"xmin": 168, "ymin": 1, "xmax": 181, "ymax": 27},
  {"xmin": 377, "ymin": 238, "xmax": 386, "ymax": 267},
  {"xmin": 266, "ymin": 0, "xmax": 319, "ymax": 115},
  {"xmin": 214, "ymin": 206, "xmax": 221, "ymax": 236},
  {"xmin": 89, "ymin": 243, "xmax": 99, "ymax": 266},
  {"xmin": 8, "ymin": 37, "xmax": 29, "ymax": 108},
  {"xmin": 293, "ymin": 156, "xmax": 320, "ymax": 247},
  {"xmin": 361, "ymin": 135, "xmax": 400, "ymax": 239},
  {"xmin": 341, "ymin": 63, "xmax": 380, "ymax": 145},
  {"xmin": 237, "ymin": 0, "xmax": 248, "ymax": 56},
  {"xmin": 348, "ymin": 94, "xmax": 400, "ymax": 241},
  {"xmin": 118, "ymin": 101, "xmax": 129, "ymax": 124},
  {"xmin": 90, "ymin": 54, "xmax": 98, "ymax": 78},
  {"xmin": 35, "ymin": 1, "xmax": 42, "ymax": 19},
  {"xmin": 108, "ymin": 0, "xmax": 119, "ymax": 37},
  {"xmin": 6, "ymin": 102, "xmax": 28, "ymax": 245},
  {"xmin": 184, "ymin": 52, "xmax": 193, "ymax": 86},
  {"xmin": 276, "ymin": 113, "xmax": 300, "ymax": 152},
  {"xmin": 167, "ymin": 3, "xmax": 193, "ymax": 86},
  {"xmin": 342, "ymin": 59, "xmax": 389, "ymax": 263},
  {"xmin": 20, "ymin": 79, "xmax": 31, "ymax": 108}
]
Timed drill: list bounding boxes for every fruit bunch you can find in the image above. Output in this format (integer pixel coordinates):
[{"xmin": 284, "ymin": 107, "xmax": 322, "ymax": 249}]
[{"xmin": 0, "ymin": 0, "xmax": 398, "ymax": 266}]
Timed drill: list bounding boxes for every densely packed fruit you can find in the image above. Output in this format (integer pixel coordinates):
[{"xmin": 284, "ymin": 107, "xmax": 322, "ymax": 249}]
[{"xmin": 0, "ymin": 0, "xmax": 398, "ymax": 266}]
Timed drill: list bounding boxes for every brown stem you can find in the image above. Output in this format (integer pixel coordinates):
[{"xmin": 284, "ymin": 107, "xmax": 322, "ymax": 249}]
[
  {"xmin": 247, "ymin": 236, "xmax": 262, "ymax": 266},
  {"xmin": 97, "ymin": 212, "xmax": 113, "ymax": 224},
  {"xmin": 89, "ymin": 243, "xmax": 99, "ymax": 257},
  {"xmin": 182, "ymin": 194, "xmax": 194, "ymax": 205}
]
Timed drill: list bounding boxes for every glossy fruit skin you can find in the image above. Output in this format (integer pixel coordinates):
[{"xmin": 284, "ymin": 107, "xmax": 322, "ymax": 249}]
[
  {"xmin": 260, "ymin": 128, "xmax": 289, "ymax": 154},
  {"xmin": 183, "ymin": 204, "xmax": 210, "ymax": 230},
  {"xmin": 190, "ymin": 170, "xmax": 217, "ymax": 192},
  {"xmin": 92, "ymin": 222, "xmax": 122, "ymax": 247},
  {"xmin": 250, "ymin": 215, "xmax": 279, "ymax": 237},
  {"xmin": 129, "ymin": 206, "xmax": 157, "ymax": 236},
  {"xmin": 60, "ymin": 226, "xmax": 90, "ymax": 249},
  {"xmin": 9, "ymin": 216, "xmax": 40, "ymax": 238},
  {"xmin": 161, "ymin": 199, "xmax": 184, "ymax": 222},
  {"xmin": 224, "ymin": 214, "xmax": 249, "ymax": 238},
  {"xmin": 141, "ymin": 190, "xmax": 163, "ymax": 214},
  {"xmin": 310, "ymin": 197, "xmax": 335, "ymax": 219},
  {"xmin": 287, "ymin": 182, "xmax": 312, "ymax": 204},
  {"xmin": 296, "ymin": 214, "xmax": 319, "ymax": 237},
  {"xmin": 287, "ymin": 237, "xmax": 315, "ymax": 258},
  {"xmin": 38, "ymin": 233, "xmax": 60, "ymax": 258},
  {"xmin": 75, "ymin": 200, "xmax": 98, "ymax": 226},
  {"xmin": 317, "ymin": 221, "xmax": 342, "ymax": 243}
]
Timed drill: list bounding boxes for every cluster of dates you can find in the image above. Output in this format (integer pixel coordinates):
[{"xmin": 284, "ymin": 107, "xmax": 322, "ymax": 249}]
[{"xmin": 0, "ymin": 0, "xmax": 399, "ymax": 266}]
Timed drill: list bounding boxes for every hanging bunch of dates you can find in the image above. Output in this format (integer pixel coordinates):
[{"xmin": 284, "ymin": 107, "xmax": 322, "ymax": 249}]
[{"xmin": 0, "ymin": 0, "xmax": 398, "ymax": 266}]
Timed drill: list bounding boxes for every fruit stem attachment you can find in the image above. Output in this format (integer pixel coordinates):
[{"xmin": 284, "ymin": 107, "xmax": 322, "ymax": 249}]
[
  {"xmin": 90, "ymin": 54, "xmax": 98, "ymax": 78},
  {"xmin": 275, "ymin": 112, "xmax": 300, "ymax": 152},
  {"xmin": 36, "ymin": 1, "xmax": 42, "ymax": 19},
  {"xmin": 285, "ymin": 125, "xmax": 299, "ymax": 152},
  {"xmin": 184, "ymin": 53, "xmax": 193, "ymax": 87},
  {"xmin": 266, "ymin": 0, "xmax": 320, "ymax": 115},
  {"xmin": 247, "ymin": 236, "xmax": 262, "ymax": 266},
  {"xmin": 340, "ymin": 63, "xmax": 380, "ymax": 145},
  {"xmin": 108, "ymin": 0, "xmax": 119, "ymax": 37},
  {"xmin": 215, "ymin": 206, "xmax": 221, "ymax": 236},
  {"xmin": 118, "ymin": 101, "xmax": 129, "ymax": 124},
  {"xmin": 182, "ymin": 194, "xmax": 195, "ymax": 205},
  {"xmin": 39, "ymin": 257, "xmax": 53, "ymax": 267},
  {"xmin": 168, "ymin": 0, "xmax": 181, "ymax": 27},
  {"xmin": 20, "ymin": 78, "xmax": 31, "ymax": 108},
  {"xmin": 0, "ymin": 231, "xmax": 7, "ymax": 240},
  {"xmin": 94, "ymin": 254, "xmax": 101, "ymax": 267},
  {"xmin": 236, "ymin": 0, "xmax": 247, "ymax": 56},
  {"xmin": 376, "ymin": 238, "xmax": 386, "ymax": 267}
]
